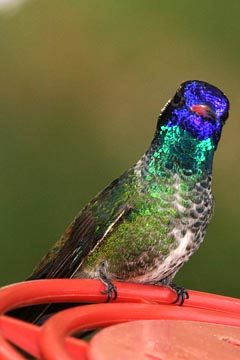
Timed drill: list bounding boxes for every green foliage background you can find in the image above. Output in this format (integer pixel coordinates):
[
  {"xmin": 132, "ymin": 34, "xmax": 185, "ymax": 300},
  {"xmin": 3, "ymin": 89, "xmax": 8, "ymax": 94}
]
[{"xmin": 0, "ymin": 1, "xmax": 239, "ymax": 298}]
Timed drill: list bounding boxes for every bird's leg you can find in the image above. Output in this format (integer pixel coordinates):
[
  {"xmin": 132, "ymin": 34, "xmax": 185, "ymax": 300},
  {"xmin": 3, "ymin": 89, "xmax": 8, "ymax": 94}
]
[{"xmin": 98, "ymin": 262, "xmax": 118, "ymax": 302}]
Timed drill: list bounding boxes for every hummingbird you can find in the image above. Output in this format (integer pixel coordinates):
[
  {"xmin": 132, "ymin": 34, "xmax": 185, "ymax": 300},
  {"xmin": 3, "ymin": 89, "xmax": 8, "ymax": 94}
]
[{"xmin": 11, "ymin": 80, "xmax": 229, "ymax": 322}]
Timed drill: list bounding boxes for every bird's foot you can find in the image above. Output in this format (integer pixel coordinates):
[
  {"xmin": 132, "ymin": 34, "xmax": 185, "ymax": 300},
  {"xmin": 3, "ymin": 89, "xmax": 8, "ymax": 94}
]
[
  {"xmin": 98, "ymin": 262, "xmax": 118, "ymax": 302},
  {"xmin": 101, "ymin": 280, "xmax": 118, "ymax": 302},
  {"xmin": 170, "ymin": 283, "xmax": 189, "ymax": 306}
]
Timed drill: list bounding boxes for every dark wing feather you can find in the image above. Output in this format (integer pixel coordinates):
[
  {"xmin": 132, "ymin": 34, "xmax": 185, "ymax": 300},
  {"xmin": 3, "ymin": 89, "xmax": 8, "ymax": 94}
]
[
  {"xmin": 27, "ymin": 175, "xmax": 133, "ymax": 280},
  {"xmin": 27, "ymin": 210, "xmax": 96, "ymax": 280}
]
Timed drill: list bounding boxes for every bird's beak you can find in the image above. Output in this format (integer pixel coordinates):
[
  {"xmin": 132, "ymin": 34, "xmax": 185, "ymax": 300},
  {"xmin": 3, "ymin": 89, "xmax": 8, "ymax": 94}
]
[{"xmin": 191, "ymin": 104, "xmax": 216, "ymax": 119}]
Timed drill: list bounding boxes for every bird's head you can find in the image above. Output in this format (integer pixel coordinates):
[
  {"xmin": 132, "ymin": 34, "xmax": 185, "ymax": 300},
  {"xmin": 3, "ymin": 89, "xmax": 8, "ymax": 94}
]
[{"xmin": 158, "ymin": 80, "xmax": 229, "ymax": 146}]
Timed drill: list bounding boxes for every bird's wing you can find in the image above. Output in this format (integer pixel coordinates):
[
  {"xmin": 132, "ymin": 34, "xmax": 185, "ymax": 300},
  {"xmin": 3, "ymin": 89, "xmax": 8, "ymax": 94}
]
[{"xmin": 28, "ymin": 173, "xmax": 134, "ymax": 280}]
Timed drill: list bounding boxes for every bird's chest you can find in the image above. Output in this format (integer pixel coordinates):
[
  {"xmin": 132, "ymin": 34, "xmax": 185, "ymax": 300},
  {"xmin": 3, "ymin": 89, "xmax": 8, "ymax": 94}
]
[
  {"xmin": 144, "ymin": 173, "xmax": 213, "ymax": 235},
  {"xmin": 134, "ymin": 174, "xmax": 213, "ymax": 280}
]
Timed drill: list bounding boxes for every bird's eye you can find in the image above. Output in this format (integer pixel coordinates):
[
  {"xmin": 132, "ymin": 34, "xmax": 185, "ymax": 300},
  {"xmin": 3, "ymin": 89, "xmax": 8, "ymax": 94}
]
[{"xmin": 172, "ymin": 92, "xmax": 184, "ymax": 107}]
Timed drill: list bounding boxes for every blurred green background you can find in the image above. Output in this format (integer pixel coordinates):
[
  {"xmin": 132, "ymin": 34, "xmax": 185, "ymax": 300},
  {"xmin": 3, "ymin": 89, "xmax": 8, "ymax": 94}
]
[{"xmin": 0, "ymin": 1, "xmax": 239, "ymax": 298}]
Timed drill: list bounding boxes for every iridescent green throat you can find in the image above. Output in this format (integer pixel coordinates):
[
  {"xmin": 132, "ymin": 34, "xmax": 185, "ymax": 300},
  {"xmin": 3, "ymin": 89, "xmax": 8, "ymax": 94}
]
[{"xmin": 146, "ymin": 125, "xmax": 216, "ymax": 178}]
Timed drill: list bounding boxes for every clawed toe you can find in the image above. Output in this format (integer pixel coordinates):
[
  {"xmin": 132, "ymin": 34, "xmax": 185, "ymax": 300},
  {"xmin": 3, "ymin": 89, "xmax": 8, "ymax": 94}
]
[
  {"xmin": 101, "ymin": 281, "xmax": 118, "ymax": 302},
  {"xmin": 170, "ymin": 283, "xmax": 189, "ymax": 306}
]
